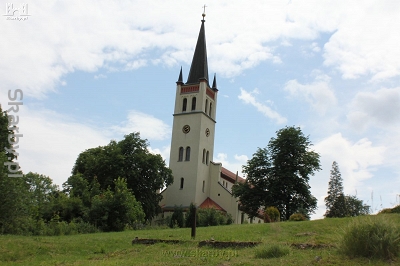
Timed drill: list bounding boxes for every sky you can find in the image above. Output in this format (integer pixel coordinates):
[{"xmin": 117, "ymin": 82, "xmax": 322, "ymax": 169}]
[{"xmin": 1, "ymin": 0, "xmax": 400, "ymax": 219}]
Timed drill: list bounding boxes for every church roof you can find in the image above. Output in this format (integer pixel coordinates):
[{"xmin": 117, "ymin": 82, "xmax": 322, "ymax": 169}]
[
  {"xmin": 221, "ymin": 167, "xmax": 246, "ymax": 184},
  {"xmin": 186, "ymin": 19, "xmax": 209, "ymax": 85},
  {"xmin": 199, "ymin": 197, "xmax": 226, "ymax": 212}
]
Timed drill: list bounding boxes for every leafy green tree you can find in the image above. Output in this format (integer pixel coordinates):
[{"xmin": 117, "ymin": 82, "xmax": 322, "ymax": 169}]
[
  {"xmin": 343, "ymin": 195, "xmax": 370, "ymax": 216},
  {"xmin": 24, "ymin": 172, "xmax": 58, "ymax": 220},
  {"xmin": 89, "ymin": 177, "xmax": 145, "ymax": 231},
  {"xmin": 72, "ymin": 132, "xmax": 173, "ymax": 221},
  {"xmin": 233, "ymin": 126, "xmax": 320, "ymax": 221},
  {"xmin": 324, "ymin": 161, "xmax": 347, "ymax": 217}
]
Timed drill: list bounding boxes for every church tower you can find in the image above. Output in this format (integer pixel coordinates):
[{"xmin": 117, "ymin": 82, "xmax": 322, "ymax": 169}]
[{"xmin": 163, "ymin": 13, "xmax": 218, "ymax": 209}]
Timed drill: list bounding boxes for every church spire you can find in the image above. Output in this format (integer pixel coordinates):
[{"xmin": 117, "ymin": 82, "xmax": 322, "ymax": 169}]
[
  {"xmin": 212, "ymin": 73, "xmax": 218, "ymax": 91},
  {"xmin": 186, "ymin": 14, "xmax": 209, "ymax": 84},
  {"xmin": 177, "ymin": 66, "xmax": 183, "ymax": 84}
]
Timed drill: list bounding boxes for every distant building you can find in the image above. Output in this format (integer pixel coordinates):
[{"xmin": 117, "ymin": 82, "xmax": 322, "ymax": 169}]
[{"xmin": 159, "ymin": 14, "xmax": 263, "ymax": 224}]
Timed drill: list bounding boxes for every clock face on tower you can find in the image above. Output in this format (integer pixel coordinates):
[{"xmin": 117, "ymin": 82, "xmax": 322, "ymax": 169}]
[
  {"xmin": 182, "ymin": 125, "xmax": 191, "ymax": 134},
  {"xmin": 205, "ymin": 128, "xmax": 210, "ymax": 137}
]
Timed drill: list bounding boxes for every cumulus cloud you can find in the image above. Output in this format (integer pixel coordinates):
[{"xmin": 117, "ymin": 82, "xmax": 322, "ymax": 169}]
[
  {"xmin": 112, "ymin": 110, "xmax": 171, "ymax": 141},
  {"xmin": 238, "ymin": 88, "xmax": 287, "ymax": 124},
  {"xmin": 284, "ymin": 73, "xmax": 337, "ymax": 114},
  {"xmin": 17, "ymin": 106, "xmax": 111, "ymax": 186},
  {"xmin": 348, "ymin": 87, "xmax": 400, "ymax": 130},
  {"xmin": 2, "ymin": 0, "xmax": 400, "ymax": 100}
]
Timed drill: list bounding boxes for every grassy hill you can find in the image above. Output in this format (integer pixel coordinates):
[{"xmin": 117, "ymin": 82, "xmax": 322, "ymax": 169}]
[{"xmin": 1, "ymin": 214, "xmax": 399, "ymax": 265}]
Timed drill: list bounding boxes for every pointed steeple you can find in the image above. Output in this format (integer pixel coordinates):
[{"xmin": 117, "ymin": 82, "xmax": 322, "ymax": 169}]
[
  {"xmin": 186, "ymin": 17, "xmax": 209, "ymax": 84},
  {"xmin": 212, "ymin": 73, "xmax": 218, "ymax": 91},
  {"xmin": 177, "ymin": 66, "xmax": 183, "ymax": 84}
]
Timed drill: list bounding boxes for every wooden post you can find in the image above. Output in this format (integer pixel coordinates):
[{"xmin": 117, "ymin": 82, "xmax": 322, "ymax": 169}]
[{"xmin": 191, "ymin": 205, "xmax": 196, "ymax": 239}]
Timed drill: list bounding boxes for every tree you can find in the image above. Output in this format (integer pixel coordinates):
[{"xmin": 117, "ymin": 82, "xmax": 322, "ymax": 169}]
[
  {"xmin": 89, "ymin": 177, "xmax": 145, "ymax": 231},
  {"xmin": 342, "ymin": 195, "xmax": 370, "ymax": 217},
  {"xmin": 233, "ymin": 126, "xmax": 320, "ymax": 221},
  {"xmin": 324, "ymin": 161, "xmax": 347, "ymax": 218},
  {"xmin": 324, "ymin": 162, "xmax": 370, "ymax": 218},
  {"xmin": 24, "ymin": 172, "xmax": 59, "ymax": 221},
  {"xmin": 71, "ymin": 132, "xmax": 173, "ymax": 221}
]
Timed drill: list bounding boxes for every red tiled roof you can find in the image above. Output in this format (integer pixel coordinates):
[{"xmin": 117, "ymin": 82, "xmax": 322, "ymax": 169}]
[
  {"xmin": 199, "ymin": 197, "xmax": 226, "ymax": 212},
  {"xmin": 221, "ymin": 167, "xmax": 245, "ymax": 184}
]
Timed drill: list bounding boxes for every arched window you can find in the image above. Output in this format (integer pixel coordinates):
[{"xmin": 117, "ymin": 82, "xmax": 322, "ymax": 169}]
[
  {"xmin": 205, "ymin": 99, "xmax": 208, "ymax": 113},
  {"xmin": 180, "ymin": 178, "xmax": 184, "ymax": 189},
  {"xmin": 191, "ymin": 97, "xmax": 196, "ymax": 111},
  {"xmin": 209, "ymin": 102, "xmax": 212, "ymax": 116},
  {"xmin": 202, "ymin": 149, "xmax": 206, "ymax": 164},
  {"xmin": 206, "ymin": 151, "xmax": 209, "ymax": 165},
  {"xmin": 202, "ymin": 180, "xmax": 205, "ymax": 193},
  {"xmin": 182, "ymin": 98, "xmax": 187, "ymax": 112},
  {"xmin": 185, "ymin": 146, "xmax": 191, "ymax": 161},
  {"xmin": 178, "ymin": 147, "xmax": 184, "ymax": 161}
]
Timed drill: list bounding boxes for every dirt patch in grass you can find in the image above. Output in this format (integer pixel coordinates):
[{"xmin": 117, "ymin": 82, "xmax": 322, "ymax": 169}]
[
  {"xmin": 131, "ymin": 238, "xmax": 183, "ymax": 245},
  {"xmin": 290, "ymin": 243, "xmax": 335, "ymax": 249},
  {"xmin": 295, "ymin": 232, "xmax": 317, "ymax": 237},
  {"xmin": 198, "ymin": 240, "xmax": 261, "ymax": 248}
]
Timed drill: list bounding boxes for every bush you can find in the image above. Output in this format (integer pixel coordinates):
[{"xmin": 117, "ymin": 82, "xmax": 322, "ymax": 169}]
[
  {"xmin": 265, "ymin": 207, "xmax": 280, "ymax": 222},
  {"xmin": 197, "ymin": 208, "xmax": 232, "ymax": 227},
  {"xmin": 169, "ymin": 206, "xmax": 184, "ymax": 228},
  {"xmin": 339, "ymin": 216, "xmax": 400, "ymax": 260},
  {"xmin": 255, "ymin": 244, "xmax": 290, "ymax": 259},
  {"xmin": 289, "ymin": 213, "xmax": 307, "ymax": 221}
]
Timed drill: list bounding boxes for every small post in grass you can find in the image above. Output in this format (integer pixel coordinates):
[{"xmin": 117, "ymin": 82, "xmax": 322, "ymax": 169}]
[{"xmin": 190, "ymin": 204, "xmax": 196, "ymax": 239}]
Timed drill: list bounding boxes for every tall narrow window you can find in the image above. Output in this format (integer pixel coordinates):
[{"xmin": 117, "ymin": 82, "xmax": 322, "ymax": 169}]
[
  {"xmin": 206, "ymin": 151, "xmax": 209, "ymax": 165},
  {"xmin": 202, "ymin": 180, "xmax": 205, "ymax": 193},
  {"xmin": 205, "ymin": 99, "xmax": 208, "ymax": 113},
  {"xmin": 191, "ymin": 97, "xmax": 196, "ymax": 111},
  {"xmin": 178, "ymin": 147, "xmax": 184, "ymax": 161},
  {"xmin": 185, "ymin": 146, "xmax": 191, "ymax": 161},
  {"xmin": 182, "ymin": 98, "xmax": 187, "ymax": 112},
  {"xmin": 202, "ymin": 149, "xmax": 206, "ymax": 164},
  {"xmin": 209, "ymin": 102, "xmax": 212, "ymax": 116},
  {"xmin": 180, "ymin": 178, "xmax": 184, "ymax": 189}
]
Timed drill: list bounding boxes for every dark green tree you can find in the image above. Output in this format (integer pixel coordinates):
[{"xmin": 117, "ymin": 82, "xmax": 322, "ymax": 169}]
[
  {"xmin": 89, "ymin": 177, "xmax": 145, "ymax": 231},
  {"xmin": 342, "ymin": 195, "xmax": 370, "ymax": 216},
  {"xmin": 24, "ymin": 172, "xmax": 58, "ymax": 221},
  {"xmin": 324, "ymin": 161, "xmax": 347, "ymax": 217},
  {"xmin": 233, "ymin": 126, "xmax": 320, "ymax": 221},
  {"xmin": 71, "ymin": 132, "xmax": 173, "ymax": 221}
]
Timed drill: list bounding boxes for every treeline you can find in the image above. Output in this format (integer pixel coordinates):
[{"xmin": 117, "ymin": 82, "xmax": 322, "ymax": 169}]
[{"xmin": 0, "ymin": 106, "xmax": 173, "ymax": 235}]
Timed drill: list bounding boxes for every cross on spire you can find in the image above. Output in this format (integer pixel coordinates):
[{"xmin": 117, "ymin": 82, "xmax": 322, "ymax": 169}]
[{"xmin": 202, "ymin": 4, "xmax": 207, "ymax": 19}]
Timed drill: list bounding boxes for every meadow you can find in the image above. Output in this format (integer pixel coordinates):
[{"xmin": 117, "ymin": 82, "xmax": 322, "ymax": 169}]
[{"xmin": 1, "ymin": 214, "xmax": 399, "ymax": 265}]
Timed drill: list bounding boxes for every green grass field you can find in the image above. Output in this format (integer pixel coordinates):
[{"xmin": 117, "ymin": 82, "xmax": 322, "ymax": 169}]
[{"xmin": 1, "ymin": 214, "xmax": 399, "ymax": 265}]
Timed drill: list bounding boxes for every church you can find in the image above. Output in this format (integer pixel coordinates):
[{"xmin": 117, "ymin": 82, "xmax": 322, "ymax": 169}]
[{"xmin": 159, "ymin": 13, "xmax": 263, "ymax": 224}]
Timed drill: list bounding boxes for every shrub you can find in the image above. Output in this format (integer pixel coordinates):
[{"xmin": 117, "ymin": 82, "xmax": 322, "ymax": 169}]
[
  {"xmin": 289, "ymin": 213, "xmax": 307, "ymax": 221},
  {"xmin": 265, "ymin": 207, "xmax": 280, "ymax": 222},
  {"xmin": 339, "ymin": 216, "xmax": 400, "ymax": 260},
  {"xmin": 197, "ymin": 208, "xmax": 232, "ymax": 227},
  {"xmin": 255, "ymin": 244, "xmax": 290, "ymax": 259},
  {"xmin": 169, "ymin": 206, "xmax": 184, "ymax": 228}
]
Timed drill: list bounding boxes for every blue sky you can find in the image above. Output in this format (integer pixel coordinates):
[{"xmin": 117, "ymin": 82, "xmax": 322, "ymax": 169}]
[{"xmin": 1, "ymin": 0, "xmax": 400, "ymax": 219}]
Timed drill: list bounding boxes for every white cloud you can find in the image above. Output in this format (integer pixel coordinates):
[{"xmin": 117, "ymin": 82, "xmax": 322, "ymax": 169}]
[
  {"xmin": 348, "ymin": 87, "xmax": 400, "ymax": 130},
  {"xmin": 284, "ymin": 73, "xmax": 337, "ymax": 115},
  {"xmin": 215, "ymin": 153, "xmax": 248, "ymax": 178},
  {"xmin": 238, "ymin": 88, "xmax": 287, "ymax": 124},
  {"xmin": 17, "ymin": 106, "xmax": 110, "ymax": 186},
  {"xmin": 112, "ymin": 110, "xmax": 171, "ymax": 141},
  {"xmin": 2, "ymin": 0, "xmax": 400, "ymax": 100}
]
